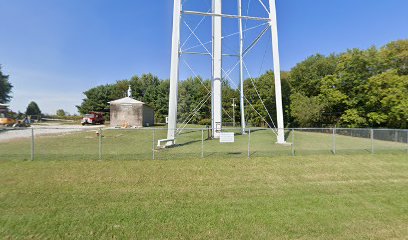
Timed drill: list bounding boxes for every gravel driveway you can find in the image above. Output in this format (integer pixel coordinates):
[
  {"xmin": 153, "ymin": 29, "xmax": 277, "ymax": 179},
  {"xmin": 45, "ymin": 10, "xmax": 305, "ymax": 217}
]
[{"xmin": 0, "ymin": 124, "xmax": 102, "ymax": 142}]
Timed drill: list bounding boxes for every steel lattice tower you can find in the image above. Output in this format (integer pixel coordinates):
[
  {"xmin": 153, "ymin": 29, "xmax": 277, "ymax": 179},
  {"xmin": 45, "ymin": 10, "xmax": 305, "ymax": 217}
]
[{"xmin": 165, "ymin": 0, "xmax": 285, "ymax": 145}]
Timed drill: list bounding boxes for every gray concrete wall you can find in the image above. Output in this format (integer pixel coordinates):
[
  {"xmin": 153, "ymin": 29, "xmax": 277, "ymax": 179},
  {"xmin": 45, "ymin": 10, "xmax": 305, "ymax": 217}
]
[
  {"xmin": 110, "ymin": 104, "xmax": 143, "ymax": 127},
  {"xmin": 142, "ymin": 105, "xmax": 155, "ymax": 127},
  {"xmin": 110, "ymin": 103, "xmax": 155, "ymax": 127}
]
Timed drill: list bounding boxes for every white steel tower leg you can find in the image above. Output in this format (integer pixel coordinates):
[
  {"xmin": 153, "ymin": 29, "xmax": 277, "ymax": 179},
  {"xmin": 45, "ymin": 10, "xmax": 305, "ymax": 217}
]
[
  {"xmin": 269, "ymin": 0, "xmax": 285, "ymax": 143},
  {"xmin": 238, "ymin": 0, "xmax": 246, "ymax": 134},
  {"xmin": 167, "ymin": 0, "xmax": 182, "ymax": 142},
  {"xmin": 212, "ymin": 0, "xmax": 222, "ymax": 138}
]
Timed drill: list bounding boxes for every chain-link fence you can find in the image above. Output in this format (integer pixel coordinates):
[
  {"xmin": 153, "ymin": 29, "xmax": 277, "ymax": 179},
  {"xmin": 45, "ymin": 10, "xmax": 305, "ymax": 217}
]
[{"xmin": 0, "ymin": 127, "xmax": 407, "ymax": 161}]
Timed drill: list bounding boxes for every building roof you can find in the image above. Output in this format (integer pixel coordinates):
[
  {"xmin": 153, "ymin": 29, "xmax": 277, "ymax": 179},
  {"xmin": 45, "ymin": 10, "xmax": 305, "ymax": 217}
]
[
  {"xmin": 0, "ymin": 103, "xmax": 9, "ymax": 108},
  {"xmin": 108, "ymin": 97, "xmax": 145, "ymax": 105}
]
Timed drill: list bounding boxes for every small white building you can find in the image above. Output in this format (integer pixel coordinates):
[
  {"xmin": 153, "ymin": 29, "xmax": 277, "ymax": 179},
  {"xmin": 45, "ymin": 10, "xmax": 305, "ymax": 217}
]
[{"xmin": 108, "ymin": 86, "xmax": 154, "ymax": 128}]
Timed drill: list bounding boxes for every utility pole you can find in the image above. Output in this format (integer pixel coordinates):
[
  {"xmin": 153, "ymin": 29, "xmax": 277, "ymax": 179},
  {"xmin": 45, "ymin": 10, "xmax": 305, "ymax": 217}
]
[{"xmin": 232, "ymin": 98, "xmax": 237, "ymax": 127}]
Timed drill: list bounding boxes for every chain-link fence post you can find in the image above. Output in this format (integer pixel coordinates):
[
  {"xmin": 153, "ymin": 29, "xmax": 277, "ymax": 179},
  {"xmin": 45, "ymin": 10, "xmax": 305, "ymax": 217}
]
[
  {"xmin": 98, "ymin": 128, "xmax": 102, "ymax": 160},
  {"xmin": 371, "ymin": 129, "xmax": 374, "ymax": 154},
  {"xmin": 291, "ymin": 129, "xmax": 295, "ymax": 156},
  {"xmin": 247, "ymin": 128, "xmax": 251, "ymax": 158},
  {"xmin": 31, "ymin": 127, "xmax": 35, "ymax": 161},
  {"xmin": 406, "ymin": 130, "xmax": 408, "ymax": 154},
  {"xmin": 152, "ymin": 128, "xmax": 155, "ymax": 160},
  {"xmin": 201, "ymin": 129, "xmax": 204, "ymax": 158},
  {"xmin": 332, "ymin": 127, "xmax": 336, "ymax": 155}
]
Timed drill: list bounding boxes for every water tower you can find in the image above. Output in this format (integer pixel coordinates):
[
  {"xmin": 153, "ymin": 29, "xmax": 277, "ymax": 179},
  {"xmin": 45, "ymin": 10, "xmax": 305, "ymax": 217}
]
[{"xmin": 165, "ymin": 0, "xmax": 285, "ymax": 144}]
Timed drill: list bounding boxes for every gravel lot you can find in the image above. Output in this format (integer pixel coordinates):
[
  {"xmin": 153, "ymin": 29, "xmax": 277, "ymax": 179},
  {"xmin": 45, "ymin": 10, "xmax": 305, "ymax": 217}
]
[{"xmin": 0, "ymin": 124, "xmax": 102, "ymax": 142}]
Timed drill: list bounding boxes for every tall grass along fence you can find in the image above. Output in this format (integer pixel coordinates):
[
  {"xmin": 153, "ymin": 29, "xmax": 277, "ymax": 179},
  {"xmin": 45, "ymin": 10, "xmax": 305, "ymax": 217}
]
[{"xmin": 0, "ymin": 127, "xmax": 407, "ymax": 161}]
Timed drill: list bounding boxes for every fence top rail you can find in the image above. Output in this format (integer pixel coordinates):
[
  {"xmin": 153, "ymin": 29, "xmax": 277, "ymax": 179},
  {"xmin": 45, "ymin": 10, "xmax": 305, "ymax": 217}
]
[
  {"xmin": 334, "ymin": 128, "xmax": 372, "ymax": 131},
  {"xmin": 2, "ymin": 126, "xmax": 407, "ymax": 132}
]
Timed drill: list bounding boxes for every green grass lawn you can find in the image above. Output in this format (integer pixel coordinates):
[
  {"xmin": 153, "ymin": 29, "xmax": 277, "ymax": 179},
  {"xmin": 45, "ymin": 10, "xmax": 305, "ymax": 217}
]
[
  {"xmin": 0, "ymin": 154, "xmax": 407, "ymax": 239},
  {"xmin": 0, "ymin": 128, "xmax": 406, "ymax": 161}
]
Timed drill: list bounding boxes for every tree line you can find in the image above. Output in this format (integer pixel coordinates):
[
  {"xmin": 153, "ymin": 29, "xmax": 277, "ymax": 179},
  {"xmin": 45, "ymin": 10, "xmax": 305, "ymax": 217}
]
[
  {"xmin": 289, "ymin": 40, "xmax": 407, "ymax": 128},
  {"xmin": 77, "ymin": 40, "xmax": 407, "ymax": 129},
  {"xmin": 3, "ymin": 40, "xmax": 406, "ymax": 128}
]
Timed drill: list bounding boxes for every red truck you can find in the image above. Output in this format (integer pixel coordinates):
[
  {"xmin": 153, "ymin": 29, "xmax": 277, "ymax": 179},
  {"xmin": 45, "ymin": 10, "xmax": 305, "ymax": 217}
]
[{"xmin": 81, "ymin": 112, "xmax": 105, "ymax": 125}]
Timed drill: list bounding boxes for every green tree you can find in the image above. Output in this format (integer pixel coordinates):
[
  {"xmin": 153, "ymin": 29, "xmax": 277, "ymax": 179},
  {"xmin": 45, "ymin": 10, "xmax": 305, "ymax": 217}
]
[
  {"xmin": 26, "ymin": 101, "xmax": 42, "ymax": 116},
  {"xmin": 365, "ymin": 70, "xmax": 408, "ymax": 128},
  {"xmin": 317, "ymin": 75, "xmax": 348, "ymax": 124},
  {"xmin": 244, "ymin": 71, "xmax": 290, "ymax": 127},
  {"xmin": 154, "ymin": 80, "xmax": 170, "ymax": 123},
  {"xmin": 334, "ymin": 48, "xmax": 381, "ymax": 108},
  {"xmin": 0, "ymin": 65, "xmax": 13, "ymax": 103},
  {"xmin": 288, "ymin": 40, "xmax": 407, "ymax": 128},
  {"xmin": 178, "ymin": 77, "xmax": 210, "ymax": 124},
  {"xmin": 289, "ymin": 54, "xmax": 338, "ymax": 97},
  {"xmin": 77, "ymin": 84, "xmax": 114, "ymax": 115},
  {"xmin": 380, "ymin": 40, "xmax": 408, "ymax": 75},
  {"xmin": 56, "ymin": 109, "xmax": 66, "ymax": 117},
  {"xmin": 290, "ymin": 92, "xmax": 324, "ymax": 127},
  {"xmin": 221, "ymin": 80, "xmax": 239, "ymax": 124},
  {"xmin": 340, "ymin": 109, "xmax": 367, "ymax": 128}
]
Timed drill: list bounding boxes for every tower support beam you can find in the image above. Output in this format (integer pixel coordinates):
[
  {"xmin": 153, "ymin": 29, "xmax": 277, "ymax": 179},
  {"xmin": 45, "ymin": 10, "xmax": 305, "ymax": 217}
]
[
  {"xmin": 212, "ymin": 0, "xmax": 222, "ymax": 138},
  {"xmin": 167, "ymin": 0, "xmax": 182, "ymax": 142},
  {"xmin": 238, "ymin": 0, "xmax": 246, "ymax": 134},
  {"xmin": 182, "ymin": 10, "xmax": 270, "ymax": 22},
  {"xmin": 268, "ymin": 0, "xmax": 285, "ymax": 143}
]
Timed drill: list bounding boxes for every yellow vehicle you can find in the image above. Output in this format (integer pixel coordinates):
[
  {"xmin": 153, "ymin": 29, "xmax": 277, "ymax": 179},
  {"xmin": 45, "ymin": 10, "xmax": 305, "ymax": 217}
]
[
  {"xmin": 0, "ymin": 104, "xmax": 16, "ymax": 126},
  {"xmin": 0, "ymin": 117, "xmax": 16, "ymax": 126}
]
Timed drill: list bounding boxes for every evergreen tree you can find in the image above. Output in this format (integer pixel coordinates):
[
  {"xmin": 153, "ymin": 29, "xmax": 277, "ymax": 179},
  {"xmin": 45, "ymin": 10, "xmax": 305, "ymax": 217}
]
[{"xmin": 0, "ymin": 65, "xmax": 13, "ymax": 103}]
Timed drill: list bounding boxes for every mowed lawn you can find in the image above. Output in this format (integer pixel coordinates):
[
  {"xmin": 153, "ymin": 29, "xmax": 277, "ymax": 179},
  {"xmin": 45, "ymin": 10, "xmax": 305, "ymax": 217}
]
[
  {"xmin": 1, "ymin": 154, "xmax": 407, "ymax": 239},
  {"xmin": 0, "ymin": 128, "xmax": 406, "ymax": 161}
]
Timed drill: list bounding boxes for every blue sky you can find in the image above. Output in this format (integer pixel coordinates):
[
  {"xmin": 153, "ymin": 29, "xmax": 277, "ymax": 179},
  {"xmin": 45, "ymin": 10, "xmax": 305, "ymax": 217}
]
[{"xmin": 0, "ymin": 0, "xmax": 407, "ymax": 114}]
